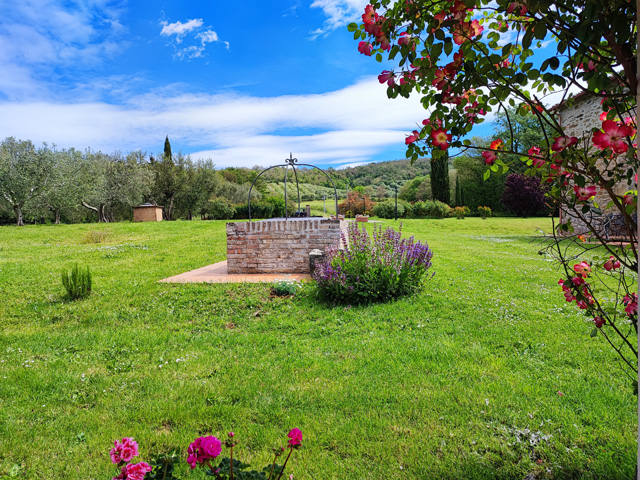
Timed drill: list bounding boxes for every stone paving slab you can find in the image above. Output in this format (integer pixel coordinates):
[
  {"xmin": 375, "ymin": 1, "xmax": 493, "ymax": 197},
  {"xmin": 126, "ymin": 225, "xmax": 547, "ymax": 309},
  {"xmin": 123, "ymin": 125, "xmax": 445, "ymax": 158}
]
[{"xmin": 159, "ymin": 260, "xmax": 311, "ymax": 284}]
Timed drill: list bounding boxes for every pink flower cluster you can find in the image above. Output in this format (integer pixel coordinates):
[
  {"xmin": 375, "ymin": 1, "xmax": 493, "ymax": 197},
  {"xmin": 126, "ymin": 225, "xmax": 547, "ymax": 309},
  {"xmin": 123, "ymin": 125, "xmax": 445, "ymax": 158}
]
[
  {"xmin": 361, "ymin": 5, "xmax": 391, "ymax": 52},
  {"xmin": 287, "ymin": 428, "xmax": 303, "ymax": 447},
  {"xmin": 109, "ymin": 438, "xmax": 151, "ymax": 480},
  {"xmin": 558, "ymin": 261, "xmax": 595, "ymax": 309},
  {"xmin": 187, "ymin": 436, "xmax": 222, "ymax": 469},
  {"xmin": 427, "ymin": 1, "xmax": 483, "ymax": 45},
  {"xmin": 113, "ymin": 463, "xmax": 152, "ymax": 480},
  {"xmin": 110, "ymin": 438, "xmax": 139, "ymax": 464}
]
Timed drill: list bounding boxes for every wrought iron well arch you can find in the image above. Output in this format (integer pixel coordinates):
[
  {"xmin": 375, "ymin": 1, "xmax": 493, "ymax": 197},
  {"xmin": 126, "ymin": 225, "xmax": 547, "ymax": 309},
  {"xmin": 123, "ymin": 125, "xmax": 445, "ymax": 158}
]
[{"xmin": 248, "ymin": 154, "xmax": 339, "ymax": 222}]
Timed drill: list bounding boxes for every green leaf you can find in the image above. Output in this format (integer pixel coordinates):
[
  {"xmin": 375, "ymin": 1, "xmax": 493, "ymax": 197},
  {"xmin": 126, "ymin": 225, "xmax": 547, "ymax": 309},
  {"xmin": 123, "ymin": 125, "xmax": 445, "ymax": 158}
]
[
  {"xmin": 533, "ymin": 22, "xmax": 547, "ymax": 40},
  {"xmin": 483, "ymin": 169, "xmax": 491, "ymax": 181},
  {"xmin": 548, "ymin": 57, "xmax": 559, "ymax": 70},
  {"xmin": 590, "ymin": 328, "xmax": 598, "ymax": 338},
  {"xmin": 522, "ymin": 29, "xmax": 533, "ymax": 49},
  {"xmin": 347, "ymin": 23, "xmax": 358, "ymax": 32},
  {"xmin": 375, "ymin": 53, "xmax": 383, "ymax": 62},
  {"xmin": 444, "ymin": 39, "xmax": 453, "ymax": 56}
]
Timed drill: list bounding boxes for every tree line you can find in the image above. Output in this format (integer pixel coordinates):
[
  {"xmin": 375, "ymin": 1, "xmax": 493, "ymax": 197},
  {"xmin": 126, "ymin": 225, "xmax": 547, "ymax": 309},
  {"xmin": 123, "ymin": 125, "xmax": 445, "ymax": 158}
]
[{"xmin": 0, "ymin": 136, "xmax": 264, "ymax": 226}]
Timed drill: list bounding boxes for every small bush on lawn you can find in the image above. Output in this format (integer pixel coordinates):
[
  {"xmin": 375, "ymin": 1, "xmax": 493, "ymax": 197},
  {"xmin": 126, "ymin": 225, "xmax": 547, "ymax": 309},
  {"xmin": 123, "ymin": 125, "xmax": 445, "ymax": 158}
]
[
  {"xmin": 61, "ymin": 264, "xmax": 92, "ymax": 299},
  {"xmin": 478, "ymin": 205, "xmax": 492, "ymax": 219},
  {"xmin": 452, "ymin": 206, "xmax": 470, "ymax": 219},
  {"xmin": 82, "ymin": 230, "xmax": 110, "ymax": 243},
  {"xmin": 313, "ymin": 223, "xmax": 433, "ymax": 304},
  {"xmin": 271, "ymin": 279, "xmax": 300, "ymax": 297}
]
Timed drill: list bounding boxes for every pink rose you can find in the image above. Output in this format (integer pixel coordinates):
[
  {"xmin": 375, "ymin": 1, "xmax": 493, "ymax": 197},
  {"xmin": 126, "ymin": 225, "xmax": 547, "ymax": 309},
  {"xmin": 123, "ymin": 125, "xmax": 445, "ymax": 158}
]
[{"xmin": 287, "ymin": 428, "xmax": 303, "ymax": 447}]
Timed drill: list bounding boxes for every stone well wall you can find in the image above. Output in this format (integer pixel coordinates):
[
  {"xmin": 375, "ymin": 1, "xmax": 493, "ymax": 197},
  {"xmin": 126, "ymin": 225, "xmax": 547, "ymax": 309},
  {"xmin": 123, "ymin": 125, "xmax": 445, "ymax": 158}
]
[{"xmin": 226, "ymin": 218, "xmax": 347, "ymax": 274}]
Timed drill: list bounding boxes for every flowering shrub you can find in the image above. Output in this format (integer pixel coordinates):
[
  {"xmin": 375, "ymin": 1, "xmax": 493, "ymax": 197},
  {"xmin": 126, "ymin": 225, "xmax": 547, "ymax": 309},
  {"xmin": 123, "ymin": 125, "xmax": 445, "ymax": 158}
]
[
  {"xmin": 187, "ymin": 430, "xmax": 302, "ymax": 480},
  {"xmin": 477, "ymin": 206, "xmax": 492, "ymax": 219},
  {"xmin": 349, "ymin": 0, "xmax": 638, "ymax": 385},
  {"xmin": 271, "ymin": 279, "xmax": 301, "ymax": 297},
  {"xmin": 313, "ymin": 223, "xmax": 433, "ymax": 303},
  {"xmin": 109, "ymin": 430, "xmax": 302, "ymax": 480},
  {"xmin": 452, "ymin": 206, "xmax": 469, "ymax": 219}
]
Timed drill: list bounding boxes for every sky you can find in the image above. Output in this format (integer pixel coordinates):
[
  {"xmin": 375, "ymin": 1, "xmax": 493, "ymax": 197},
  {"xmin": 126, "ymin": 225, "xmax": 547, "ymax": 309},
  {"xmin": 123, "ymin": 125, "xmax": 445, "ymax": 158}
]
[{"xmin": 0, "ymin": 0, "xmax": 568, "ymax": 170}]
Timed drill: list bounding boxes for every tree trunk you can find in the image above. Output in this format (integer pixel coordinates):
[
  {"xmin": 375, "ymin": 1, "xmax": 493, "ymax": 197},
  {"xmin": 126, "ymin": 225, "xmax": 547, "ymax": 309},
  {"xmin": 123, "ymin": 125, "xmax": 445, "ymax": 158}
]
[
  {"xmin": 81, "ymin": 201, "xmax": 110, "ymax": 223},
  {"xmin": 98, "ymin": 205, "xmax": 111, "ymax": 223},
  {"xmin": 50, "ymin": 207, "xmax": 61, "ymax": 224},
  {"xmin": 13, "ymin": 204, "xmax": 24, "ymax": 226},
  {"xmin": 163, "ymin": 195, "xmax": 175, "ymax": 220}
]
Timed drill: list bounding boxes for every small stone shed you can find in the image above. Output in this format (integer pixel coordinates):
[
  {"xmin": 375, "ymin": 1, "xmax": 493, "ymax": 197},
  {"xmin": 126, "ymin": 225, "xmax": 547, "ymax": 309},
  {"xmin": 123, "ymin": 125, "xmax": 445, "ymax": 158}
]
[{"xmin": 133, "ymin": 203, "xmax": 163, "ymax": 222}]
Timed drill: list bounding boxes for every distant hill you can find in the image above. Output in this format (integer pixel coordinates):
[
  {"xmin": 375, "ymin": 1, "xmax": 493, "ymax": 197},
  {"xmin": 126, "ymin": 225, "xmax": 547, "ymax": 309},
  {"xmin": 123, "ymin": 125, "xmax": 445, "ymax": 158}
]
[{"xmin": 220, "ymin": 158, "xmax": 432, "ymax": 201}]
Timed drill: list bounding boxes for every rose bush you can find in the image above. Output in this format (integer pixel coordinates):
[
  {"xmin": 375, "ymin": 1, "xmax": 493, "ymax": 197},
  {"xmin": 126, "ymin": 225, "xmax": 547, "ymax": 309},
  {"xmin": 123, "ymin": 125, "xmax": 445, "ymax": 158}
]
[{"xmin": 350, "ymin": 0, "xmax": 637, "ymax": 387}]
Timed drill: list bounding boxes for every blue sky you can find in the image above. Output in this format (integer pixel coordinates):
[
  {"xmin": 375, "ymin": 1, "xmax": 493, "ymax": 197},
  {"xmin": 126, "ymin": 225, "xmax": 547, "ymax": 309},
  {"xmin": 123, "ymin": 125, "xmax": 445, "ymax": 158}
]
[{"xmin": 0, "ymin": 1, "xmax": 567, "ymax": 169}]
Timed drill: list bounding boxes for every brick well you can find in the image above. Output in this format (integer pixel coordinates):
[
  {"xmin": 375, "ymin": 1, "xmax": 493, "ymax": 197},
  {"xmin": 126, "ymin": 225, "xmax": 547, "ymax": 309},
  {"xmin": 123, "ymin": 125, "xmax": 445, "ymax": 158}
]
[{"xmin": 226, "ymin": 218, "xmax": 347, "ymax": 274}]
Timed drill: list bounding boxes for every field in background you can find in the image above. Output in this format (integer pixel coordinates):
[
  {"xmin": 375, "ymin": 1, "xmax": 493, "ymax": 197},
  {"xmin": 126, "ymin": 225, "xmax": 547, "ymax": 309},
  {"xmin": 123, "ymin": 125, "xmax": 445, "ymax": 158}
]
[{"xmin": 0, "ymin": 218, "xmax": 635, "ymax": 479}]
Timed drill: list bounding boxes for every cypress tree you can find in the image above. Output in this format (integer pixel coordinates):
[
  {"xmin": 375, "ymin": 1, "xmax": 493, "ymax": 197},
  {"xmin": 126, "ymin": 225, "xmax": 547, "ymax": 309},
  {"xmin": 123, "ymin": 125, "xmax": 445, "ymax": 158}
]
[
  {"xmin": 430, "ymin": 153, "xmax": 450, "ymax": 205},
  {"xmin": 164, "ymin": 135, "xmax": 172, "ymax": 161},
  {"xmin": 455, "ymin": 174, "xmax": 462, "ymax": 207}
]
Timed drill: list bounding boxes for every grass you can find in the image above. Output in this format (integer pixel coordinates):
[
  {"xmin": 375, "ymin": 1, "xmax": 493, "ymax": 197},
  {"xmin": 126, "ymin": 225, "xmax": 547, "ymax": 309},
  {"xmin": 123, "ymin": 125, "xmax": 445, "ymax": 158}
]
[{"xmin": 0, "ymin": 218, "xmax": 636, "ymax": 479}]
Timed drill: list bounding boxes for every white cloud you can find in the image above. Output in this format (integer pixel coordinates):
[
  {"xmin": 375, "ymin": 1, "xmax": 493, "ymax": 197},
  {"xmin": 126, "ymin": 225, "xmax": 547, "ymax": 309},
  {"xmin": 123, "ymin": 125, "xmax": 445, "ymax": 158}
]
[
  {"xmin": 160, "ymin": 18, "xmax": 203, "ymax": 42},
  {"xmin": 198, "ymin": 30, "xmax": 219, "ymax": 44},
  {"xmin": 0, "ymin": 76, "xmax": 427, "ymax": 168},
  {"xmin": 160, "ymin": 18, "xmax": 225, "ymax": 60},
  {"xmin": 0, "ymin": 0, "xmax": 127, "ymax": 100},
  {"xmin": 310, "ymin": 0, "xmax": 368, "ymax": 37}
]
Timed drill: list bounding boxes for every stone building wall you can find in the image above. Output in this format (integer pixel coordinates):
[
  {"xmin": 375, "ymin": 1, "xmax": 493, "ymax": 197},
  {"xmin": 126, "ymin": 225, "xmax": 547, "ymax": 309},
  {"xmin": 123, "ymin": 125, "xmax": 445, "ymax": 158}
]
[
  {"xmin": 557, "ymin": 95, "xmax": 631, "ymax": 235},
  {"xmin": 226, "ymin": 218, "xmax": 347, "ymax": 274}
]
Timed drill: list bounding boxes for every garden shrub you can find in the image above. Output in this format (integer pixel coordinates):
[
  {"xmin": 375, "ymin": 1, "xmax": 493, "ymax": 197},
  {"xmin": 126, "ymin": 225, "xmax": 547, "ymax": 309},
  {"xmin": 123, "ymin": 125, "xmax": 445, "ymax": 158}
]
[
  {"xmin": 411, "ymin": 200, "xmax": 430, "ymax": 218},
  {"xmin": 62, "ymin": 264, "xmax": 92, "ymax": 300},
  {"xmin": 501, "ymin": 173, "xmax": 547, "ymax": 217},
  {"xmin": 314, "ymin": 223, "xmax": 433, "ymax": 303},
  {"xmin": 234, "ymin": 196, "xmax": 293, "ymax": 219},
  {"xmin": 478, "ymin": 206, "xmax": 492, "ymax": 219},
  {"xmin": 207, "ymin": 197, "xmax": 236, "ymax": 220},
  {"xmin": 372, "ymin": 200, "xmax": 405, "ymax": 219},
  {"xmin": 452, "ymin": 206, "xmax": 470, "ymax": 219},
  {"xmin": 427, "ymin": 200, "xmax": 451, "ymax": 219},
  {"xmin": 271, "ymin": 279, "xmax": 300, "ymax": 297}
]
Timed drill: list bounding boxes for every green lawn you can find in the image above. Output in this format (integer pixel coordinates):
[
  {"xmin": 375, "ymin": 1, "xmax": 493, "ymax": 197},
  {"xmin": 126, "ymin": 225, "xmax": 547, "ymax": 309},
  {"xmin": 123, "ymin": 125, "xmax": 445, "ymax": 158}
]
[{"xmin": 0, "ymin": 218, "xmax": 636, "ymax": 479}]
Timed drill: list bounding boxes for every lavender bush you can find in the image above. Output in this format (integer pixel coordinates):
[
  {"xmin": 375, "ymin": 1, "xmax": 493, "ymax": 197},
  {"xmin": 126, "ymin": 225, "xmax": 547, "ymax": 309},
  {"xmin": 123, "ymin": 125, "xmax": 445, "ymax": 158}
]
[{"xmin": 313, "ymin": 223, "xmax": 433, "ymax": 304}]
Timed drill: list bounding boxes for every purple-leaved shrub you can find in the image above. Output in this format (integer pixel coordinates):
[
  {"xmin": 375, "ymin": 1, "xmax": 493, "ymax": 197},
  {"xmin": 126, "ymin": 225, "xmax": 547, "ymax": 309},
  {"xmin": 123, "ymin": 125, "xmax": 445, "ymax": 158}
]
[{"xmin": 313, "ymin": 223, "xmax": 433, "ymax": 303}]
